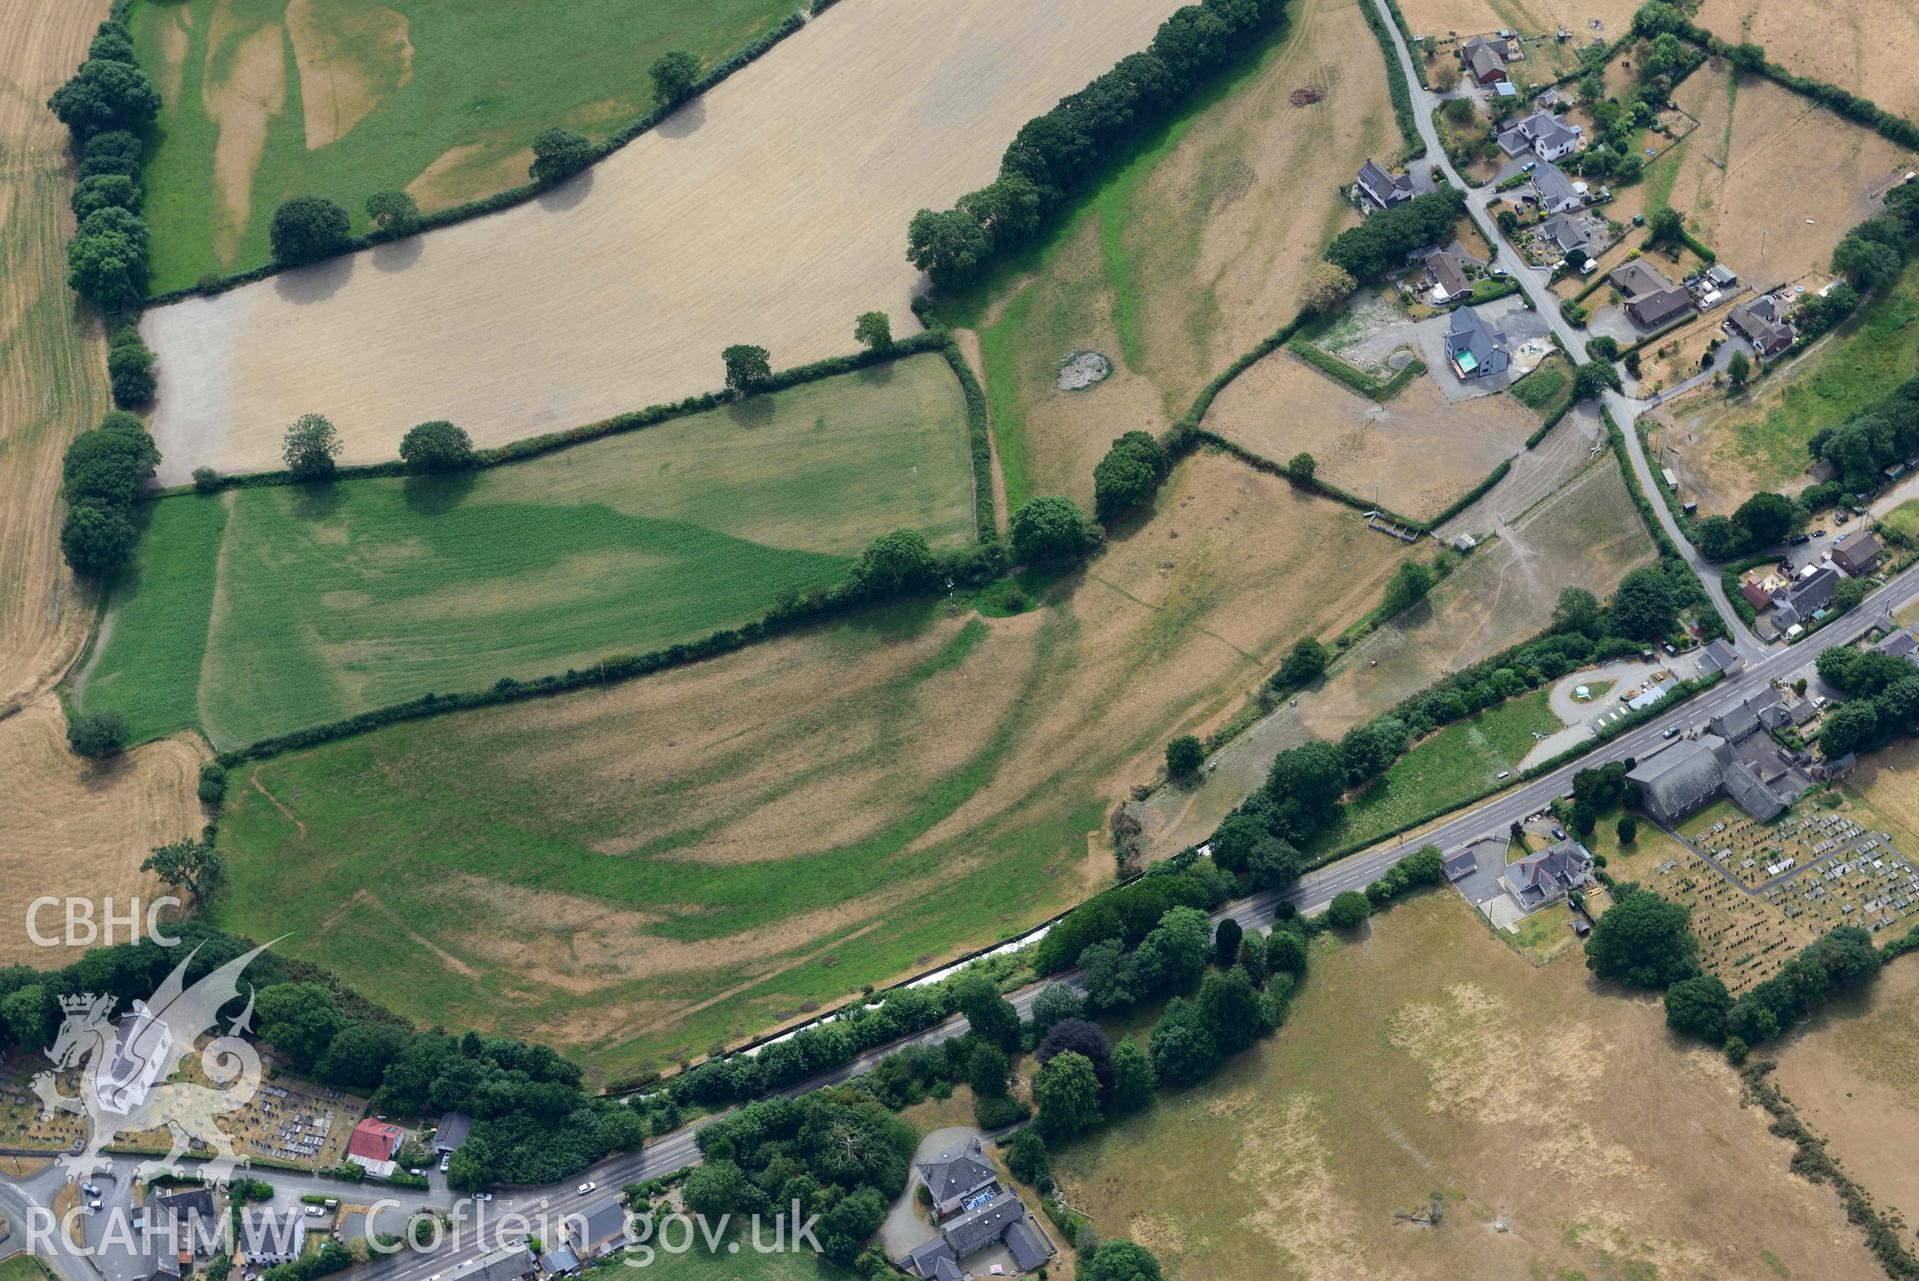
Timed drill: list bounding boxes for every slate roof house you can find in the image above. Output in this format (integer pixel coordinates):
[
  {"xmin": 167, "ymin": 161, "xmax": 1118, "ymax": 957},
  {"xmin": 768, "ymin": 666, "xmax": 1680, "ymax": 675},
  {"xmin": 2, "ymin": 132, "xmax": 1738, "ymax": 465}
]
[
  {"xmin": 1445, "ymin": 305, "xmax": 1509, "ymax": 379},
  {"xmin": 435, "ymin": 1111, "xmax": 473, "ymax": 1155},
  {"xmin": 1539, "ymin": 211, "xmax": 1592, "ymax": 256},
  {"xmin": 1460, "ymin": 33, "xmax": 1509, "ymax": 84},
  {"xmin": 1710, "ymin": 687, "xmax": 1781, "ymax": 743},
  {"xmin": 1610, "ymin": 260, "xmax": 1692, "ymax": 328},
  {"xmin": 237, "ymin": 1207, "xmax": 307, "ymax": 1267},
  {"xmin": 1503, "ymin": 839, "xmax": 1594, "ymax": 910},
  {"xmin": 444, "ymin": 1245, "xmax": 539, "ymax": 1281},
  {"xmin": 1876, "ymin": 628, "xmax": 1919, "ymax": 664},
  {"xmin": 1729, "ymin": 295, "xmax": 1793, "ymax": 358},
  {"xmin": 1698, "ymin": 637, "xmax": 1744, "ymax": 677},
  {"xmin": 1498, "ymin": 109, "xmax": 1582, "ymax": 161},
  {"xmin": 143, "ymin": 1186, "xmax": 220, "ymax": 1259},
  {"xmin": 1529, "ymin": 162, "xmax": 1585, "ymax": 215},
  {"xmin": 1356, "ymin": 157, "xmax": 1414, "ymax": 210},
  {"xmin": 1770, "ymin": 564, "xmax": 1841, "ymax": 631},
  {"xmin": 567, "ymin": 1201, "xmax": 633, "ymax": 1260},
  {"xmin": 1832, "ymin": 529, "xmax": 1883, "ymax": 577},
  {"xmin": 900, "ymin": 1138, "xmax": 1054, "ymax": 1280},
  {"xmin": 1426, "ymin": 250, "xmax": 1471, "ymax": 303}
]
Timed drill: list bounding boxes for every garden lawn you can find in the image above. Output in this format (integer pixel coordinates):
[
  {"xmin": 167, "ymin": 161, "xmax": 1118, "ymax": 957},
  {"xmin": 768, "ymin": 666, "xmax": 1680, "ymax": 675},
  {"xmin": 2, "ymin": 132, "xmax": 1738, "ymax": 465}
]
[
  {"xmin": 1507, "ymin": 356, "xmax": 1571, "ymax": 415},
  {"xmin": 0, "ymin": 1260, "xmax": 50, "ymax": 1281},
  {"xmin": 1883, "ymin": 499, "xmax": 1919, "ymax": 545},
  {"xmin": 76, "ymin": 356, "xmax": 974, "ymax": 748},
  {"xmin": 129, "ymin": 0, "xmax": 801, "ymax": 291},
  {"xmin": 1309, "ymin": 688, "xmax": 1560, "ymax": 854}
]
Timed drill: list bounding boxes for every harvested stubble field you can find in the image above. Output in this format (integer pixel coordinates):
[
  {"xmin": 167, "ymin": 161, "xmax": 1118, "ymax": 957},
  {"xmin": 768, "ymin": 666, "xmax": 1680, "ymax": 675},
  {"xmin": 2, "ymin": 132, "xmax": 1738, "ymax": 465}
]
[
  {"xmin": 128, "ymin": 0, "xmax": 801, "ymax": 290},
  {"xmin": 1395, "ymin": 0, "xmax": 1640, "ymax": 41},
  {"xmin": 0, "ymin": 0, "xmax": 207, "ymax": 970},
  {"xmin": 1139, "ymin": 457, "xmax": 1655, "ymax": 853},
  {"xmin": 140, "ymin": 0, "xmax": 1188, "ymax": 483},
  {"xmin": 76, "ymin": 356, "xmax": 975, "ymax": 749},
  {"xmin": 1203, "ymin": 350, "xmax": 1541, "ymax": 521},
  {"xmin": 1615, "ymin": 61, "xmax": 1913, "ymax": 288},
  {"xmin": 1775, "ymin": 955, "xmax": 1919, "ymax": 1235},
  {"xmin": 949, "ymin": 0, "xmax": 1392, "ymax": 510},
  {"xmin": 1053, "ymin": 892, "xmax": 1880, "ymax": 1281},
  {"xmin": 210, "ymin": 454, "xmax": 1409, "ymax": 1075},
  {"xmin": 1650, "ymin": 254, "xmax": 1919, "ymax": 514},
  {"xmin": 1694, "ymin": 0, "xmax": 1919, "ymax": 123}
]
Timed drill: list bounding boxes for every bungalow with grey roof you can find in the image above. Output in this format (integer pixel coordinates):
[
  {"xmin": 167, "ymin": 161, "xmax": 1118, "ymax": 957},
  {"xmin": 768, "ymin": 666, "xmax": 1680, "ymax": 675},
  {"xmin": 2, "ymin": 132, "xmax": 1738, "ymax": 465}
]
[
  {"xmin": 1497, "ymin": 109, "xmax": 1582, "ymax": 161},
  {"xmin": 1356, "ymin": 158, "xmax": 1414, "ymax": 211},
  {"xmin": 1610, "ymin": 260, "xmax": 1692, "ymax": 328},
  {"xmin": 1503, "ymin": 840, "xmax": 1594, "ymax": 910},
  {"xmin": 1728, "ymin": 295, "xmax": 1792, "ymax": 358},
  {"xmin": 1445, "ymin": 305, "xmax": 1509, "ymax": 379},
  {"xmin": 1426, "ymin": 250, "xmax": 1471, "ymax": 303},
  {"xmin": 1539, "ymin": 211, "xmax": 1592, "ymax": 256}
]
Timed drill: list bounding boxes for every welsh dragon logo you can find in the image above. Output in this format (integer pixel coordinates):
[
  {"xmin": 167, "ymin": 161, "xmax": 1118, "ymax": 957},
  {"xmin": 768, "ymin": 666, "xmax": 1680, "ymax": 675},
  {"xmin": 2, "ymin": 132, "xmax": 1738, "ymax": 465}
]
[{"xmin": 32, "ymin": 941, "xmax": 275, "ymax": 1185}]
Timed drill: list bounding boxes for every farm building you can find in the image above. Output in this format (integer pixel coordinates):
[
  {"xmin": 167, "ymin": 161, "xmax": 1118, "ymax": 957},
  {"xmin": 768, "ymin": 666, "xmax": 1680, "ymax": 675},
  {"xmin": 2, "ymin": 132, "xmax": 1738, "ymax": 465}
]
[{"xmin": 1445, "ymin": 305, "xmax": 1510, "ymax": 379}]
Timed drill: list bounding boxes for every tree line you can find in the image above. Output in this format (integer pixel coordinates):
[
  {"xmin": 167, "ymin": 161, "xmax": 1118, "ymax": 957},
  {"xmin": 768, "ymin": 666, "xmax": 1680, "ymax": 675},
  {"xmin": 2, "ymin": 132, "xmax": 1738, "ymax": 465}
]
[{"xmin": 906, "ymin": 0, "xmax": 1288, "ymax": 287}]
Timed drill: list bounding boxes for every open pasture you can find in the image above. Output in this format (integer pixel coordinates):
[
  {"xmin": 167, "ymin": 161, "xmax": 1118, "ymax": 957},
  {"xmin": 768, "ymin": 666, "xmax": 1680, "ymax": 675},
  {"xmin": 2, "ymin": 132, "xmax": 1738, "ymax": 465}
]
[
  {"xmin": 209, "ymin": 453, "xmax": 1409, "ymax": 1075},
  {"xmin": 128, "ymin": 0, "xmax": 802, "ymax": 290},
  {"xmin": 76, "ymin": 356, "xmax": 974, "ymax": 749},
  {"xmin": 1650, "ymin": 253, "xmax": 1919, "ymax": 514},
  {"xmin": 954, "ymin": 0, "xmax": 1392, "ymax": 510},
  {"xmin": 1694, "ymin": 0, "xmax": 1919, "ymax": 123},
  {"xmin": 1203, "ymin": 349, "xmax": 1541, "ymax": 521},
  {"xmin": 139, "ymin": 0, "xmax": 1190, "ymax": 483},
  {"xmin": 1051, "ymin": 892, "xmax": 1881, "ymax": 1281}
]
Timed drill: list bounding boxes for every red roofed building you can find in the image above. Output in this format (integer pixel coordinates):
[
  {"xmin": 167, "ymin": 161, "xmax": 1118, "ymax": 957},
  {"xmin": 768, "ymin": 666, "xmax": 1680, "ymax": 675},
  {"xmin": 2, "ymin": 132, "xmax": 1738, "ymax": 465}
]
[{"xmin": 347, "ymin": 1119, "xmax": 405, "ymax": 1177}]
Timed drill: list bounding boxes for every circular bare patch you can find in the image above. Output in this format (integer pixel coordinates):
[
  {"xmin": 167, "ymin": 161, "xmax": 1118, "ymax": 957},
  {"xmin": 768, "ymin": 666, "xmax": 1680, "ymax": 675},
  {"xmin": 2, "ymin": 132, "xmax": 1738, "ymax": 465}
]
[{"xmin": 1057, "ymin": 350, "xmax": 1113, "ymax": 391}]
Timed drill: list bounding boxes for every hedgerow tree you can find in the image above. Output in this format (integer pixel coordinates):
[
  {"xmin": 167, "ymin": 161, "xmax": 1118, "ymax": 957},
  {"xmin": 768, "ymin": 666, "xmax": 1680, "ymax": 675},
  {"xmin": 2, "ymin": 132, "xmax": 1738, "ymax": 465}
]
[
  {"xmin": 650, "ymin": 50, "xmax": 702, "ymax": 107},
  {"xmin": 1009, "ymin": 495, "xmax": 1091, "ymax": 563},
  {"xmin": 853, "ymin": 310, "xmax": 893, "ymax": 353},
  {"xmin": 1285, "ymin": 451, "xmax": 1317, "ymax": 483},
  {"xmin": 141, "ymin": 839, "xmax": 224, "ymax": 902},
  {"xmin": 365, "ymin": 190, "xmax": 421, "ymax": 236},
  {"xmin": 905, "ymin": 208, "xmax": 989, "ymax": 285},
  {"xmin": 1725, "ymin": 348, "xmax": 1750, "ymax": 390},
  {"xmin": 269, "ymin": 196, "xmax": 350, "ymax": 265},
  {"xmin": 254, "ymin": 983, "xmax": 344, "ymax": 1072},
  {"xmin": 1273, "ymin": 635, "xmax": 1328, "ymax": 687},
  {"xmin": 1663, "ymin": 973, "xmax": 1730, "ymax": 1043},
  {"xmin": 71, "ymin": 172, "xmax": 140, "ymax": 220},
  {"xmin": 107, "ymin": 335, "xmax": 156, "ymax": 407},
  {"xmin": 1082, "ymin": 1241, "xmax": 1165, "ymax": 1281},
  {"xmin": 1110, "ymin": 1037, "xmax": 1156, "ymax": 1111},
  {"xmin": 1147, "ymin": 997, "xmax": 1218, "ymax": 1085},
  {"xmin": 1584, "ymin": 886, "xmax": 1697, "ymax": 988},
  {"xmin": 951, "ymin": 973, "xmax": 1020, "ymax": 1050},
  {"xmin": 721, "ymin": 343, "xmax": 772, "ymax": 393},
  {"xmin": 67, "ymin": 206, "xmax": 149, "ymax": 308},
  {"xmin": 60, "ymin": 502, "xmax": 137, "ymax": 576},
  {"xmin": 1326, "ymin": 891, "xmax": 1372, "ymax": 929},
  {"xmin": 65, "ymin": 411, "xmax": 159, "ymax": 507},
  {"xmin": 398, "ymin": 420, "xmax": 476, "ymax": 473},
  {"xmin": 1093, "ymin": 430, "xmax": 1168, "ymax": 521},
  {"xmin": 1165, "ymin": 734, "xmax": 1204, "ymax": 780},
  {"xmin": 283, "ymin": 413, "xmax": 342, "ymax": 481},
  {"xmin": 80, "ymin": 130, "xmax": 141, "ymax": 179},
  {"xmin": 528, "ymin": 127, "xmax": 593, "ymax": 185},
  {"xmin": 66, "ymin": 710, "xmax": 128, "ymax": 759},
  {"xmin": 1381, "ymin": 560, "xmax": 1437, "ymax": 616},
  {"xmin": 1572, "ymin": 359, "xmax": 1622, "ymax": 400},
  {"xmin": 1607, "ymin": 565, "xmax": 1677, "ymax": 640},
  {"xmin": 1298, "ymin": 261, "xmax": 1356, "ymax": 314},
  {"xmin": 853, "ymin": 528, "xmax": 936, "ymax": 594},
  {"xmin": 47, "ymin": 57, "xmax": 161, "ymax": 143}
]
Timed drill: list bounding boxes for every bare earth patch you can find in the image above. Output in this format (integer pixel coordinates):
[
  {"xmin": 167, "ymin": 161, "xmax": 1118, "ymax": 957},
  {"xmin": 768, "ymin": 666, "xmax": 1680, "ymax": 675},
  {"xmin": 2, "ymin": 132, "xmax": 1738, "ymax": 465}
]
[
  {"xmin": 1052, "ymin": 893, "xmax": 1883, "ymax": 1281},
  {"xmin": 284, "ymin": 0, "xmax": 413, "ymax": 151},
  {"xmin": 142, "ymin": 0, "xmax": 1191, "ymax": 482},
  {"xmin": 200, "ymin": 9, "xmax": 286, "ymax": 264},
  {"xmin": 1204, "ymin": 350, "xmax": 1538, "ymax": 520}
]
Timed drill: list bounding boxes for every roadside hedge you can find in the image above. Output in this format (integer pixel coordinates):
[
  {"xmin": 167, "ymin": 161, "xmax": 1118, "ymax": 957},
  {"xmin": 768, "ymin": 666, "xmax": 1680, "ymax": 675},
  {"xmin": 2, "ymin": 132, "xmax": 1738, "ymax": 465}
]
[
  {"xmin": 141, "ymin": 13, "xmax": 811, "ymax": 305},
  {"xmin": 1356, "ymin": 0, "xmax": 1427, "ymax": 160}
]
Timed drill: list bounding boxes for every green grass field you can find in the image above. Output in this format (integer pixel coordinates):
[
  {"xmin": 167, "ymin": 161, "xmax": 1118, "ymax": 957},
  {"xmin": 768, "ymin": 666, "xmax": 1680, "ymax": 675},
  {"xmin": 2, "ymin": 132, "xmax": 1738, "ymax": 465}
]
[
  {"xmin": 1884, "ymin": 500, "xmax": 1919, "ymax": 545},
  {"xmin": 1508, "ymin": 357, "xmax": 1571, "ymax": 415},
  {"xmin": 0, "ymin": 1259, "xmax": 51, "ymax": 1281},
  {"xmin": 1708, "ymin": 256, "xmax": 1919, "ymax": 486},
  {"xmin": 76, "ymin": 356, "xmax": 973, "ymax": 748},
  {"xmin": 129, "ymin": 0, "xmax": 800, "ymax": 292},
  {"xmin": 1310, "ymin": 689, "xmax": 1561, "ymax": 854}
]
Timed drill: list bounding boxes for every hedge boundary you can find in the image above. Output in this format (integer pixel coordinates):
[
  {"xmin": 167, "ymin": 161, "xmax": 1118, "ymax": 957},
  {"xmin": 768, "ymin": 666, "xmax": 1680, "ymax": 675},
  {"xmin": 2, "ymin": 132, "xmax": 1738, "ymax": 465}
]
[
  {"xmin": 138, "ymin": 10, "xmax": 812, "ymax": 307},
  {"xmin": 1288, "ymin": 336, "xmax": 1425, "ymax": 401},
  {"xmin": 1425, "ymin": 458, "xmax": 1511, "ymax": 529},
  {"xmin": 1196, "ymin": 431, "xmax": 1428, "ymax": 531},
  {"xmin": 938, "ymin": 339, "xmax": 998, "ymax": 541},
  {"xmin": 1357, "ymin": 0, "xmax": 1427, "ymax": 160},
  {"xmin": 163, "ymin": 332, "xmax": 955, "ymax": 497}
]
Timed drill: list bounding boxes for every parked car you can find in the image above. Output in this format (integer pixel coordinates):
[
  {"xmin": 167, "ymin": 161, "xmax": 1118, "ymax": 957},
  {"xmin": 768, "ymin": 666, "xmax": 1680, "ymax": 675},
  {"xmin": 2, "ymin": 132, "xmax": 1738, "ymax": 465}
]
[
  {"xmin": 305, "ymin": 1207, "xmax": 325, "ymax": 1218},
  {"xmin": 1813, "ymin": 528, "xmax": 1827, "ymax": 537},
  {"xmin": 440, "ymin": 1155, "xmax": 451, "ymax": 1173},
  {"xmin": 1552, "ymin": 826, "xmax": 1567, "ymax": 840},
  {"xmin": 80, "ymin": 1183, "xmax": 101, "ymax": 1197},
  {"xmin": 1788, "ymin": 533, "xmax": 1811, "ymax": 545}
]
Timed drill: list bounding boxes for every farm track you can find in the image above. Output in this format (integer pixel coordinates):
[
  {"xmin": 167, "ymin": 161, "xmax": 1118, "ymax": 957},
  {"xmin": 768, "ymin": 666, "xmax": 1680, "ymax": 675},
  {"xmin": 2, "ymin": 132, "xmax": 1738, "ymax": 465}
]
[
  {"xmin": 142, "ymin": 0, "xmax": 1191, "ymax": 483},
  {"xmin": 0, "ymin": 0, "xmax": 207, "ymax": 967}
]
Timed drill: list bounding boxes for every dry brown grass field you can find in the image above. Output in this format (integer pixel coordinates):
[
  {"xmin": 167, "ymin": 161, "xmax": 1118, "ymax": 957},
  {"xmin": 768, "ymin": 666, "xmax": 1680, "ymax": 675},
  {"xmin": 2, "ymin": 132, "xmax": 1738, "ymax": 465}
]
[
  {"xmin": 139, "ymin": 0, "xmax": 1191, "ymax": 483},
  {"xmin": 1203, "ymin": 351, "xmax": 1540, "ymax": 520},
  {"xmin": 1695, "ymin": 0, "xmax": 1919, "ymax": 122},
  {"xmin": 1139, "ymin": 457, "xmax": 1655, "ymax": 853},
  {"xmin": 1396, "ymin": 0, "xmax": 1639, "ymax": 41},
  {"xmin": 211, "ymin": 455, "xmax": 1413, "ymax": 1072},
  {"xmin": 963, "ymin": 0, "xmax": 1393, "ymax": 510},
  {"xmin": 1640, "ymin": 61, "xmax": 1912, "ymax": 288},
  {"xmin": 1774, "ymin": 958, "xmax": 1919, "ymax": 1234},
  {"xmin": 0, "ymin": 1, "xmax": 207, "ymax": 968},
  {"xmin": 1055, "ymin": 892, "xmax": 1880, "ymax": 1281}
]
